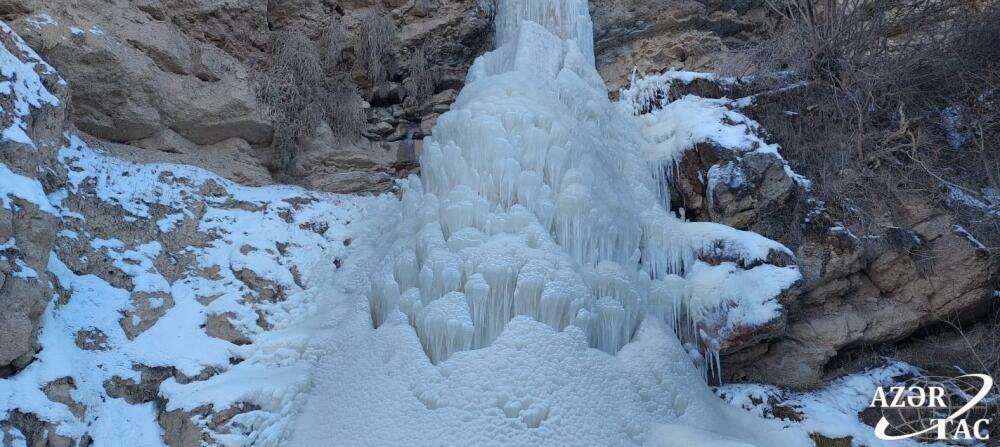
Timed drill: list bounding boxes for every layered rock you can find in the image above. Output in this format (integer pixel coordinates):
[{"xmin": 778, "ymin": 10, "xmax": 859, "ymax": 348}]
[
  {"xmin": 735, "ymin": 197, "xmax": 999, "ymax": 388},
  {"xmin": 0, "ymin": 0, "xmax": 494, "ymax": 194}
]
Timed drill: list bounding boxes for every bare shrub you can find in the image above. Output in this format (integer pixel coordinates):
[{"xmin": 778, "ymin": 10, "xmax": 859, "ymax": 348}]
[
  {"xmin": 254, "ymin": 30, "xmax": 366, "ymax": 172},
  {"xmin": 354, "ymin": 12, "xmax": 396, "ymax": 88},
  {"xmin": 735, "ymin": 0, "xmax": 1000, "ymax": 249},
  {"xmin": 405, "ymin": 47, "xmax": 435, "ymax": 102},
  {"xmin": 319, "ymin": 21, "xmax": 351, "ymax": 73},
  {"xmin": 329, "ymin": 81, "xmax": 367, "ymax": 141},
  {"xmin": 254, "ymin": 31, "xmax": 324, "ymax": 170}
]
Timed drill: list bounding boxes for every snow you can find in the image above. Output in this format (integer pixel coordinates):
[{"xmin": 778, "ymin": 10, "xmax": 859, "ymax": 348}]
[
  {"xmin": 24, "ymin": 14, "xmax": 56, "ymax": 29},
  {"xmin": 621, "ymin": 70, "xmax": 811, "ymax": 190},
  {"xmin": 0, "ymin": 21, "xmax": 61, "ymax": 148},
  {"xmin": 717, "ymin": 362, "xmax": 962, "ymax": 446},
  {"xmin": 293, "ymin": 314, "xmax": 806, "ymax": 446},
  {"xmin": 619, "ymin": 69, "xmax": 729, "ymax": 115},
  {"xmin": 953, "ymin": 225, "xmax": 987, "ymax": 249},
  {"xmin": 0, "ymin": 162, "xmax": 56, "ymax": 213},
  {"xmin": 11, "ymin": 258, "xmax": 37, "ymax": 278},
  {"xmin": 1, "ymin": 135, "xmax": 394, "ymax": 446},
  {"xmin": 947, "ymin": 186, "xmax": 1000, "ymax": 217}
]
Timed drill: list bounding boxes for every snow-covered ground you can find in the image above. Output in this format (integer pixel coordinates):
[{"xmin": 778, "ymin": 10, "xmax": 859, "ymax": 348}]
[{"xmin": 1, "ymin": 133, "xmax": 399, "ymax": 445}]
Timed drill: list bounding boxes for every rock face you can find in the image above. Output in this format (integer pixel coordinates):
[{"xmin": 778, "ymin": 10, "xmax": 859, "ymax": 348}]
[
  {"xmin": 268, "ymin": 0, "xmax": 491, "ymax": 193},
  {"xmin": 6, "ymin": 1, "xmax": 271, "ymax": 146},
  {"xmin": 590, "ymin": 0, "xmax": 773, "ymax": 92},
  {"xmin": 0, "ymin": 0, "xmax": 492, "ymax": 194},
  {"xmin": 0, "ymin": 22, "xmax": 66, "ymax": 376},
  {"xmin": 733, "ymin": 198, "xmax": 999, "ymax": 388}
]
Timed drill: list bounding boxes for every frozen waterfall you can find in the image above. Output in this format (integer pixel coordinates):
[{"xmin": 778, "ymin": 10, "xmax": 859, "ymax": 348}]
[{"xmin": 367, "ymin": 0, "xmax": 800, "ymax": 374}]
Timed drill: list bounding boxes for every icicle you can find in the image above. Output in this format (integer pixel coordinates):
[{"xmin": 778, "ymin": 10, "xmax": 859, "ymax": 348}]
[
  {"xmin": 360, "ymin": 0, "xmax": 803, "ymax": 386},
  {"xmin": 416, "ymin": 292, "xmax": 475, "ymax": 364},
  {"xmin": 368, "ymin": 273, "xmax": 400, "ymax": 328}
]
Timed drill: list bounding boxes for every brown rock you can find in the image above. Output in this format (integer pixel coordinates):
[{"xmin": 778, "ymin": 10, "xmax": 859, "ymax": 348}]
[
  {"xmin": 8, "ymin": 1, "xmax": 271, "ymax": 145},
  {"xmin": 205, "ymin": 312, "xmax": 251, "ymax": 345}
]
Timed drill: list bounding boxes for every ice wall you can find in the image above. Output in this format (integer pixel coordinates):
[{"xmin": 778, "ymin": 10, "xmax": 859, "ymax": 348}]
[{"xmin": 368, "ymin": 0, "xmax": 800, "ymax": 371}]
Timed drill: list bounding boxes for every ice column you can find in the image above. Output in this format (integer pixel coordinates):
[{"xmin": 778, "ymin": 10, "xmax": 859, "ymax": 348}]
[{"xmin": 364, "ymin": 0, "xmax": 795, "ymax": 369}]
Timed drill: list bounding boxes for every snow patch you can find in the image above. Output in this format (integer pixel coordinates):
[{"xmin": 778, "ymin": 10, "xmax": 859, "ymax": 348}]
[{"xmin": 0, "ymin": 21, "xmax": 61, "ymax": 148}]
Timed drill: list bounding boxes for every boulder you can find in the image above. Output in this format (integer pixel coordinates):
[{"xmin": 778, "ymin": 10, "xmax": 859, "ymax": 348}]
[{"xmin": 7, "ymin": 1, "xmax": 271, "ymax": 145}]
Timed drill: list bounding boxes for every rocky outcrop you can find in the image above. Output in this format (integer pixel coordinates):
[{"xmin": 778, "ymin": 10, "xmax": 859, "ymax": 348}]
[
  {"xmin": 731, "ymin": 197, "xmax": 999, "ymax": 388},
  {"xmin": 0, "ymin": 22, "xmax": 66, "ymax": 376},
  {"xmin": 634, "ymin": 74, "xmax": 999, "ymax": 389},
  {"xmin": 0, "ymin": 0, "xmax": 492, "ymax": 194},
  {"xmin": 590, "ymin": 0, "xmax": 774, "ymax": 92},
  {"xmin": 6, "ymin": 2, "xmax": 271, "ymax": 147},
  {"xmin": 269, "ymin": 0, "xmax": 490, "ymax": 192}
]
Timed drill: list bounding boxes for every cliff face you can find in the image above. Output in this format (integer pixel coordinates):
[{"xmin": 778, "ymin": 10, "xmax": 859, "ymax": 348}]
[
  {"xmin": 590, "ymin": 0, "xmax": 774, "ymax": 92},
  {"xmin": 0, "ymin": 0, "xmax": 491, "ymax": 193}
]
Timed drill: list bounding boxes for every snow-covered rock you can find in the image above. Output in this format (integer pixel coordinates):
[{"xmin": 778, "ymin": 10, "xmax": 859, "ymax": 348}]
[
  {"xmin": 2, "ymin": 130, "xmax": 395, "ymax": 445},
  {"xmin": 0, "ymin": 20, "xmax": 66, "ymax": 376},
  {"xmin": 619, "ymin": 69, "xmax": 1000, "ymax": 389}
]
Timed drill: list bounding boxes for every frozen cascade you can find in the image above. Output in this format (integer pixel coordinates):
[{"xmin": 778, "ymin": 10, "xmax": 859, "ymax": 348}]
[{"xmin": 366, "ymin": 0, "xmax": 801, "ymax": 372}]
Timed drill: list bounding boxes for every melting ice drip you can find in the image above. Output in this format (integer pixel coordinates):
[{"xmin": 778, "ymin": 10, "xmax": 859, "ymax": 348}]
[{"xmin": 368, "ymin": 0, "xmax": 798, "ymax": 374}]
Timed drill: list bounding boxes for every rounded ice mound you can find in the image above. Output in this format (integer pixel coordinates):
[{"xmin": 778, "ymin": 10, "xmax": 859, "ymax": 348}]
[{"xmin": 415, "ymin": 291, "xmax": 474, "ymax": 364}]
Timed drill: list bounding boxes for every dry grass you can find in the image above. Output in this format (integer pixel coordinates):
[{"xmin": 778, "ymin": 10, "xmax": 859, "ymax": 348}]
[{"xmin": 319, "ymin": 22, "xmax": 351, "ymax": 72}]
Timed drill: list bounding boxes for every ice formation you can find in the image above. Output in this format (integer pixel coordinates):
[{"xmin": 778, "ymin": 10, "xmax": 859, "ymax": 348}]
[{"xmin": 366, "ymin": 0, "xmax": 801, "ymax": 376}]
